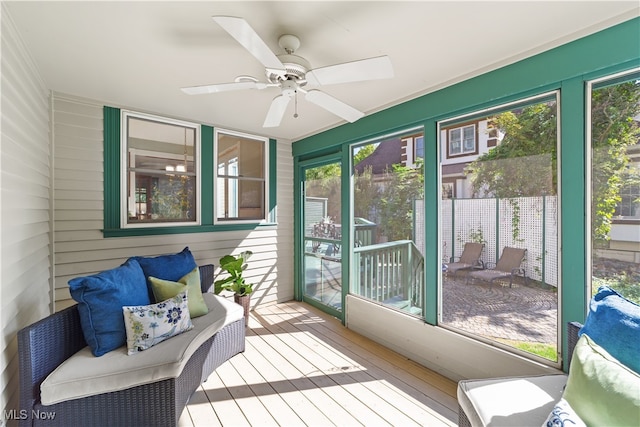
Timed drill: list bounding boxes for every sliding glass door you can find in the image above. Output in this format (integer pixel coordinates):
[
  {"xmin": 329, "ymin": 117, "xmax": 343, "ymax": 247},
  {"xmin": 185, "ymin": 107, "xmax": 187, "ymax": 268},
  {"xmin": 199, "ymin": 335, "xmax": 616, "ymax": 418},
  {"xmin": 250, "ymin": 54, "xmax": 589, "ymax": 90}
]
[{"xmin": 301, "ymin": 159, "xmax": 344, "ymax": 315}]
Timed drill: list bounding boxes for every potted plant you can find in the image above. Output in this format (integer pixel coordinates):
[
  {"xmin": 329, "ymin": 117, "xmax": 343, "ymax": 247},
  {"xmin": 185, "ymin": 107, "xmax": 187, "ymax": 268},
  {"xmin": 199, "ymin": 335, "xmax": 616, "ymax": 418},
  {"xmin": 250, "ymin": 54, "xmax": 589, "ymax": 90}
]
[{"xmin": 214, "ymin": 251, "xmax": 254, "ymax": 326}]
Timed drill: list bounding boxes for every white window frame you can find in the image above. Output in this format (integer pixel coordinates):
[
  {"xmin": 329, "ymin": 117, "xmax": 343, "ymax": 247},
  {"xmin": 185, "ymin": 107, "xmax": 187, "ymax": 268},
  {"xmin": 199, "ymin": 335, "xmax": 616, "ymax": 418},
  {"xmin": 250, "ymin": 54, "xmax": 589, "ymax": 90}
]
[
  {"xmin": 213, "ymin": 127, "xmax": 270, "ymax": 225},
  {"xmin": 448, "ymin": 124, "xmax": 476, "ymax": 157},
  {"xmin": 120, "ymin": 110, "xmax": 201, "ymax": 229}
]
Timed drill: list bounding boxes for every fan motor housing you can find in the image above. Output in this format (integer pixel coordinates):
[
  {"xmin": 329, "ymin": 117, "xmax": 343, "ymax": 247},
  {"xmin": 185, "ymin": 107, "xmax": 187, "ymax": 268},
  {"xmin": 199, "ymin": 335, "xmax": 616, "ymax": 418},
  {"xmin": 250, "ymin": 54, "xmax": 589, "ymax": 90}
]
[{"xmin": 266, "ymin": 54, "xmax": 310, "ymax": 85}]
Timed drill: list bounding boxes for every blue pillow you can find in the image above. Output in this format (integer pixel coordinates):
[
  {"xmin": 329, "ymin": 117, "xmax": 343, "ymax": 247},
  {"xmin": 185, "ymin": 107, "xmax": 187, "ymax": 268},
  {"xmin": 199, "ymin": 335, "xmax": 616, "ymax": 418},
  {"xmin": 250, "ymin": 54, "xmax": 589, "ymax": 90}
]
[
  {"xmin": 579, "ymin": 286, "xmax": 640, "ymax": 373},
  {"xmin": 69, "ymin": 258, "xmax": 150, "ymax": 356},
  {"xmin": 131, "ymin": 247, "xmax": 197, "ymax": 302}
]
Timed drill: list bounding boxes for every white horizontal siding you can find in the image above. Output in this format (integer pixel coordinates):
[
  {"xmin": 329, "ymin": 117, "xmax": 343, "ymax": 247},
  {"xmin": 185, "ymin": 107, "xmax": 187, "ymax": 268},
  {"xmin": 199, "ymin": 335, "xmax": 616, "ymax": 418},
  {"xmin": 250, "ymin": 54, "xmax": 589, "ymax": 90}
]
[
  {"xmin": 1, "ymin": 4, "xmax": 51, "ymax": 418},
  {"xmin": 52, "ymin": 93, "xmax": 295, "ymax": 310}
]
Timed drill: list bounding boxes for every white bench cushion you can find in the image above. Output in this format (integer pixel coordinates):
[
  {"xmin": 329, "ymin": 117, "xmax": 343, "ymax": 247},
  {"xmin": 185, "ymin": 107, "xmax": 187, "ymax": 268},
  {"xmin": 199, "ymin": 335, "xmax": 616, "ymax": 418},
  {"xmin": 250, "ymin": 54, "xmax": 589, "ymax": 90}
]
[
  {"xmin": 41, "ymin": 293, "xmax": 243, "ymax": 405},
  {"xmin": 457, "ymin": 374, "xmax": 567, "ymax": 427}
]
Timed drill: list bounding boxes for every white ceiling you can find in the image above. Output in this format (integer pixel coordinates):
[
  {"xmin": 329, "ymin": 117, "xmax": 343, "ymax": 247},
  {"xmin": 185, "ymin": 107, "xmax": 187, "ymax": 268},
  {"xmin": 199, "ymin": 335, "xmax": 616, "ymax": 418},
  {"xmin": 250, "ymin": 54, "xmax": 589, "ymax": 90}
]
[{"xmin": 5, "ymin": 1, "xmax": 639, "ymax": 141}]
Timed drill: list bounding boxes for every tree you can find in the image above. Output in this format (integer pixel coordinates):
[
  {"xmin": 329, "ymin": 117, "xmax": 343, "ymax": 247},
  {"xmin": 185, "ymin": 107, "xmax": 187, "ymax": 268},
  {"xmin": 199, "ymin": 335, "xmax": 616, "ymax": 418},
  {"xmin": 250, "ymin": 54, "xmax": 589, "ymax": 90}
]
[
  {"xmin": 353, "ymin": 165, "xmax": 378, "ymax": 219},
  {"xmin": 590, "ymin": 81, "xmax": 640, "ymax": 245},
  {"xmin": 353, "ymin": 144, "xmax": 376, "ymax": 166},
  {"xmin": 305, "ymin": 143, "xmax": 379, "ymax": 224},
  {"xmin": 465, "ymin": 82, "xmax": 640, "ymax": 247},
  {"xmin": 376, "ymin": 161, "xmax": 424, "ymax": 241},
  {"xmin": 466, "ymin": 102, "xmax": 557, "ymax": 198}
]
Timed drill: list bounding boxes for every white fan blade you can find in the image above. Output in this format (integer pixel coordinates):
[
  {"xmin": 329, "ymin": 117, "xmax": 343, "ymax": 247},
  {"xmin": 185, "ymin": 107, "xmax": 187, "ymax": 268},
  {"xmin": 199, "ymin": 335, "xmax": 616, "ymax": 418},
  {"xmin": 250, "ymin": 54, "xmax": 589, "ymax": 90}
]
[
  {"xmin": 212, "ymin": 16, "xmax": 286, "ymax": 76},
  {"xmin": 305, "ymin": 90, "xmax": 365, "ymax": 123},
  {"xmin": 263, "ymin": 95, "xmax": 291, "ymax": 127},
  {"xmin": 181, "ymin": 81, "xmax": 266, "ymax": 95},
  {"xmin": 306, "ymin": 55, "xmax": 393, "ymax": 86}
]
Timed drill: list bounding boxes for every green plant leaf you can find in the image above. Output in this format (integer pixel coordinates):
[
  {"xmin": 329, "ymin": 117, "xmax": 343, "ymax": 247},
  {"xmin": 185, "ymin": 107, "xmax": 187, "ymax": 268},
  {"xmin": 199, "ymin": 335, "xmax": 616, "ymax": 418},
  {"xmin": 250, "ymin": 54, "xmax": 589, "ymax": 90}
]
[
  {"xmin": 219, "ymin": 255, "xmax": 237, "ymax": 267},
  {"xmin": 216, "ymin": 252, "xmax": 255, "ymax": 296}
]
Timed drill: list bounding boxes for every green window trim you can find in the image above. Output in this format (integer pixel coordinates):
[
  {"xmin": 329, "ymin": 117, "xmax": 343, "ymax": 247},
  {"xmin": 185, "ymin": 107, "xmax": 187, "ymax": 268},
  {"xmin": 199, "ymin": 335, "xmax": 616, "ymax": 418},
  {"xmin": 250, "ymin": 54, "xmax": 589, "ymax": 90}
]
[{"xmin": 103, "ymin": 107, "xmax": 277, "ymax": 237}]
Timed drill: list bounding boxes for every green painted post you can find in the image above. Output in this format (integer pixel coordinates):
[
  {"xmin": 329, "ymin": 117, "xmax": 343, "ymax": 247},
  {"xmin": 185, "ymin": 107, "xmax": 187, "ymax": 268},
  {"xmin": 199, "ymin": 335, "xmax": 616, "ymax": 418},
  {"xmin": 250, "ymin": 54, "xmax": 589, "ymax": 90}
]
[
  {"xmin": 103, "ymin": 106, "xmax": 121, "ymax": 231},
  {"xmin": 560, "ymin": 77, "xmax": 587, "ymax": 372},
  {"xmin": 341, "ymin": 146, "xmax": 351, "ymax": 324},
  {"xmin": 424, "ymin": 120, "xmax": 438, "ymax": 325},
  {"xmin": 200, "ymin": 125, "xmax": 214, "ymax": 226},
  {"xmin": 293, "ymin": 159, "xmax": 302, "ymax": 302}
]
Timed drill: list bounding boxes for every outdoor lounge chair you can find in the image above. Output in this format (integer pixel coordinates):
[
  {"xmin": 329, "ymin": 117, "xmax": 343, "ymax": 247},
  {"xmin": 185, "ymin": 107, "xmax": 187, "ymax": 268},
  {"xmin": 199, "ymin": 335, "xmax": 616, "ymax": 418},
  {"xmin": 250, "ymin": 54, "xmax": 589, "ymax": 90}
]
[
  {"xmin": 466, "ymin": 246, "xmax": 527, "ymax": 288},
  {"xmin": 445, "ymin": 242, "xmax": 484, "ymax": 276}
]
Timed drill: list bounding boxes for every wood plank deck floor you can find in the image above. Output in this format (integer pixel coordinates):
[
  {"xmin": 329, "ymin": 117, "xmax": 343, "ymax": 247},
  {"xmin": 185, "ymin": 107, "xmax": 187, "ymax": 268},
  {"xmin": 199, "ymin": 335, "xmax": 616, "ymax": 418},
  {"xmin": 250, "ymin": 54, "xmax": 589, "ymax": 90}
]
[{"xmin": 180, "ymin": 301, "xmax": 459, "ymax": 427}]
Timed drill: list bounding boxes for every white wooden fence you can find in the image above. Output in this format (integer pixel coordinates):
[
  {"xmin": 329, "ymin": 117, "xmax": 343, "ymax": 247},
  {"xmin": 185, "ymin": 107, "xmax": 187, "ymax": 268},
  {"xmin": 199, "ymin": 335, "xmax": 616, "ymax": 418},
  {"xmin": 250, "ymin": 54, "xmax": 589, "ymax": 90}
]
[{"xmin": 416, "ymin": 196, "xmax": 559, "ymax": 287}]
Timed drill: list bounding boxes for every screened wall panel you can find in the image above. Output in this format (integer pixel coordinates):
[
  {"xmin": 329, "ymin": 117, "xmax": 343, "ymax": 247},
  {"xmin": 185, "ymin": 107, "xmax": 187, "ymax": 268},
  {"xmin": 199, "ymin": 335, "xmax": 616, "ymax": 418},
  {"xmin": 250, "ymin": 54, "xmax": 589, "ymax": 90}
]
[{"xmin": 439, "ymin": 95, "xmax": 560, "ymax": 364}]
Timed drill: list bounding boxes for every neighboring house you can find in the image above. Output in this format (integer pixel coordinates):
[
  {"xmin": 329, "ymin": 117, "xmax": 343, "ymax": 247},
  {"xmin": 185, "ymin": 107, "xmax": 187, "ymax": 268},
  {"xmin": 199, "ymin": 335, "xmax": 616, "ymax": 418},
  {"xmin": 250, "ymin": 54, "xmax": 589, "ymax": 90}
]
[
  {"xmin": 440, "ymin": 118, "xmax": 502, "ymax": 199},
  {"xmin": 353, "ymin": 118, "xmax": 501, "ymax": 200},
  {"xmin": 354, "ymin": 133, "xmax": 425, "ymax": 177},
  {"xmin": 354, "ymin": 137, "xmax": 402, "ymax": 176}
]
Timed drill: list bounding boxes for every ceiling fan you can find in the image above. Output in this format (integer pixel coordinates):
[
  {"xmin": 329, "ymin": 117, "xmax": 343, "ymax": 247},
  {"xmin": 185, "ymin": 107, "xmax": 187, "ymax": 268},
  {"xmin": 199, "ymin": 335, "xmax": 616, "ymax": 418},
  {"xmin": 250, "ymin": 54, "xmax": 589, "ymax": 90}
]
[{"xmin": 181, "ymin": 16, "xmax": 394, "ymax": 127}]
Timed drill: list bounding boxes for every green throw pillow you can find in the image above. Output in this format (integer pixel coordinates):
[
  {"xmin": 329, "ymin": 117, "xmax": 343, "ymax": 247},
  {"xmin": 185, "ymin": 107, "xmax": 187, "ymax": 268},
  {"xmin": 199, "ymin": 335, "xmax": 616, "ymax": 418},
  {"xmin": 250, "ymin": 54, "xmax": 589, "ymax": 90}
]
[
  {"xmin": 563, "ymin": 335, "xmax": 640, "ymax": 427},
  {"xmin": 150, "ymin": 267, "xmax": 209, "ymax": 318}
]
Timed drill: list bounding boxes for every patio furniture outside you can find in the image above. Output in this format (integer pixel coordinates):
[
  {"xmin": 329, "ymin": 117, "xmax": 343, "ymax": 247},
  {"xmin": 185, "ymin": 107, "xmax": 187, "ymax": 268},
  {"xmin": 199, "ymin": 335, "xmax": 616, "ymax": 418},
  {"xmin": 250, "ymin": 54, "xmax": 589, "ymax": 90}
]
[
  {"xmin": 445, "ymin": 242, "xmax": 484, "ymax": 277},
  {"xmin": 466, "ymin": 247, "xmax": 527, "ymax": 288}
]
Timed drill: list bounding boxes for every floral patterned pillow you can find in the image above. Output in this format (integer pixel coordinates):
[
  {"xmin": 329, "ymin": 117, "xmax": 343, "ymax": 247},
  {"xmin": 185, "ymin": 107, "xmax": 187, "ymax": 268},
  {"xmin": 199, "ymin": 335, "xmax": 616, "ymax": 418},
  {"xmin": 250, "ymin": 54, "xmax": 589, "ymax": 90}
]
[
  {"xmin": 122, "ymin": 291, "xmax": 193, "ymax": 355},
  {"xmin": 542, "ymin": 398, "xmax": 586, "ymax": 427}
]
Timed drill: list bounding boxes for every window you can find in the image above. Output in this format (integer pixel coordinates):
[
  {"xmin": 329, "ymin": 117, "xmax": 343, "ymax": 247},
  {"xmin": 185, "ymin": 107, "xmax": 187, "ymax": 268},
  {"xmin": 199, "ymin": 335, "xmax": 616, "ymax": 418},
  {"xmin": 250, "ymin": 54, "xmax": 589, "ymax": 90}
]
[
  {"xmin": 439, "ymin": 93, "xmax": 560, "ymax": 365},
  {"xmin": 103, "ymin": 106, "xmax": 277, "ymax": 237},
  {"xmin": 448, "ymin": 124, "xmax": 476, "ymax": 156},
  {"xmin": 415, "ymin": 135, "xmax": 424, "ymax": 159},
  {"xmin": 614, "ymin": 178, "xmax": 640, "ymax": 219},
  {"xmin": 588, "ymin": 70, "xmax": 640, "ymax": 305},
  {"xmin": 122, "ymin": 111, "xmax": 199, "ymax": 227},
  {"xmin": 215, "ymin": 129, "xmax": 268, "ymax": 222}
]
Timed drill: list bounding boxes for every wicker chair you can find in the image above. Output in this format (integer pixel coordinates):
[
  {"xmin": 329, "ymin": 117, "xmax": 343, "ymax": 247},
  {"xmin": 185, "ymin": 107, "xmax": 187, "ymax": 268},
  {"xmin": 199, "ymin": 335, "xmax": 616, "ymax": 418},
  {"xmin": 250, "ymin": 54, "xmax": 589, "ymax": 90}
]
[{"xmin": 18, "ymin": 264, "xmax": 245, "ymax": 427}]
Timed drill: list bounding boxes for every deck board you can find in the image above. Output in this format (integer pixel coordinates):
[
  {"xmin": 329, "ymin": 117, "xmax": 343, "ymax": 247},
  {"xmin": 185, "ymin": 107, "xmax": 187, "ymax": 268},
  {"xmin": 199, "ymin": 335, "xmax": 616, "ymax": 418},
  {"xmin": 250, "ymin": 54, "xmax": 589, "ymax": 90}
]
[{"xmin": 184, "ymin": 301, "xmax": 458, "ymax": 426}]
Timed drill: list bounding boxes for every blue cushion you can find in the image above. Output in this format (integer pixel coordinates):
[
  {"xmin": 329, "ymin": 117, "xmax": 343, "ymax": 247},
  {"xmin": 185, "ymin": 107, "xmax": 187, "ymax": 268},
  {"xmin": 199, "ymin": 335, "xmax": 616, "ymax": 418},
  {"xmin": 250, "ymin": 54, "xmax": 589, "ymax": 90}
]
[
  {"xmin": 132, "ymin": 247, "xmax": 197, "ymax": 302},
  {"xmin": 579, "ymin": 286, "xmax": 640, "ymax": 373},
  {"xmin": 69, "ymin": 258, "xmax": 150, "ymax": 356}
]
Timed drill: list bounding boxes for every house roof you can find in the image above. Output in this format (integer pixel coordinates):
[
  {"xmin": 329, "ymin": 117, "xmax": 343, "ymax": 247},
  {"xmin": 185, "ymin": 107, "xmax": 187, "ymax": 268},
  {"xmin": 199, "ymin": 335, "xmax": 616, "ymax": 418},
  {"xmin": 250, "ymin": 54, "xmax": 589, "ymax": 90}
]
[
  {"xmin": 354, "ymin": 138, "xmax": 402, "ymax": 175},
  {"xmin": 4, "ymin": 2, "xmax": 638, "ymax": 141}
]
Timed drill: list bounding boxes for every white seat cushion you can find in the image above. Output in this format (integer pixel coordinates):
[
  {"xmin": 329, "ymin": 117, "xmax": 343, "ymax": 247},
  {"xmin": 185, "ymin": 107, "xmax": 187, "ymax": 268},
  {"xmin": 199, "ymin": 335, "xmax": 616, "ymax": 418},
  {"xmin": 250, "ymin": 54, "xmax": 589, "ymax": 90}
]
[
  {"xmin": 41, "ymin": 293, "xmax": 243, "ymax": 405},
  {"xmin": 457, "ymin": 374, "xmax": 567, "ymax": 427}
]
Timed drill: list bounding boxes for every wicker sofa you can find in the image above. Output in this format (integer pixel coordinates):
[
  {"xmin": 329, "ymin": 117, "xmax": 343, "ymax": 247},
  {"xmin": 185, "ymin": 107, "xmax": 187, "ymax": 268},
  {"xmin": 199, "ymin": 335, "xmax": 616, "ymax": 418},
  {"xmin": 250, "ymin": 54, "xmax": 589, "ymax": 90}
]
[{"xmin": 18, "ymin": 264, "xmax": 246, "ymax": 427}]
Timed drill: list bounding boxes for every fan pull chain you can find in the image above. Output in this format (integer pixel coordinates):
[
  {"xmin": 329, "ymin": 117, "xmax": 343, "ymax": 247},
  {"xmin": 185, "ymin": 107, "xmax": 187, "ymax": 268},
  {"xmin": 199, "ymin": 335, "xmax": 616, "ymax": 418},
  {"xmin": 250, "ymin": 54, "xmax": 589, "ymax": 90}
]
[{"xmin": 294, "ymin": 90, "xmax": 299, "ymax": 119}]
